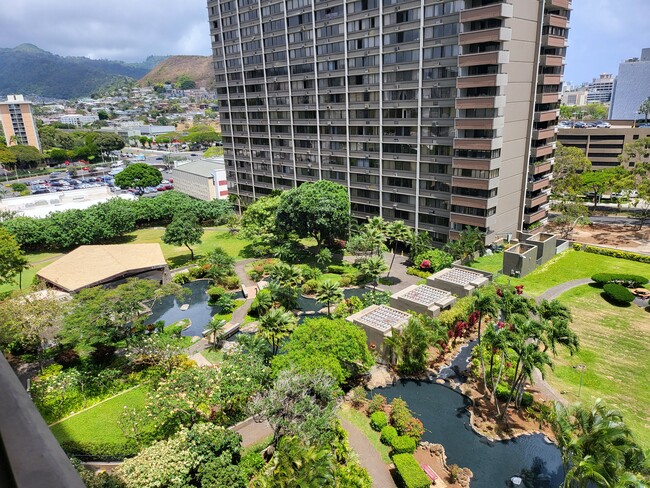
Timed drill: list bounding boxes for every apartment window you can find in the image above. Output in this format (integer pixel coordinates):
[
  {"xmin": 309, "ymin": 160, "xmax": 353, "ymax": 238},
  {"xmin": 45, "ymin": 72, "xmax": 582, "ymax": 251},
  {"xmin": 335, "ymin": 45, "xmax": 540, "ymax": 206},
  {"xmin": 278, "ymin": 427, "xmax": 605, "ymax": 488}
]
[
  {"xmin": 452, "ymin": 168, "xmax": 499, "ymax": 179},
  {"xmin": 451, "ymin": 205, "xmax": 496, "ymax": 217},
  {"xmin": 454, "ymin": 149, "xmax": 501, "ymax": 159},
  {"xmin": 243, "ymin": 40, "xmax": 261, "ymax": 51},
  {"xmin": 348, "ymin": 0, "xmax": 378, "ymax": 13},
  {"xmin": 263, "ymin": 19, "xmax": 285, "ymax": 33},
  {"xmin": 419, "ymin": 214, "xmax": 450, "ymax": 227},
  {"xmin": 264, "ymin": 35, "xmax": 286, "ymax": 49},
  {"xmin": 452, "ymin": 187, "xmax": 498, "ymax": 198},
  {"xmin": 383, "ymin": 89, "xmax": 418, "ymax": 101},
  {"xmin": 262, "ymin": 3, "xmax": 284, "ymax": 16},
  {"xmin": 289, "ymin": 30, "xmax": 312, "ymax": 43},
  {"xmin": 383, "ymin": 70, "xmax": 418, "ymax": 83},
  {"xmin": 348, "ymin": 55, "xmax": 379, "ymax": 68},
  {"xmin": 420, "ymin": 197, "xmax": 449, "ymax": 209},
  {"xmin": 423, "ymin": 45, "xmax": 459, "ymax": 59},
  {"xmin": 422, "ymin": 87, "xmax": 453, "ymax": 99},
  {"xmin": 317, "ymin": 60, "xmax": 344, "ymax": 72},
  {"xmin": 318, "ymin": 25, "xmax": 341, "ymax": 37},
  {"xmin": 348, "ymin": 36, "xmax": 380, "ymax": 50},
  {"xmin": 292, "ymin": 63, "xmax": 314, "ymax": 75},
  {"xmin": 383, "ymin": 29, "xmax": 420, "ymax": 46},
  {"xmin": 287, "ymin": 12, "xmax": 312, "ymax": 27},
  {"xmin": 424, "ymin": 1, "xmax": 463, "ymax": 17},
  {"xmin": 315, "ymin": 5, "xmax": 343, "ymax": 21},
  {"xmin": 383, "ymin": 9, "xmax": 420, "ymax": 26},
  {"xmin": 423, "ymin": 66, "xmax": 458, "ymax": 80},
  {"xmin": 383, "ymin": 50, "xmax": 419, "ymax": 65},
  {"xmin": 290, "ymin": 47, "xmax": 313, "ymax": 59},
  {"xmin": 424, "ymin": 23, "xmax": 458, "ymax": 39},
  {"xmin": 421, "ymin": 145, "xmax": 452, "ymax": 156},
  {"xmin": 239, "ymin": 10, "xmax": 258, "ymax": 22},
  {"xmin": 240, "ymin": 25, "xmax": 259, "ymax": 36},
  {"xmin": 384, "ymin": 144, "xmax": 417, "ymax": 155},
  {"xmin": 351, "ymin": 203, "xmax": 380, "ymax": 215},
  {"xmin": 422, "ymin": 126, "xmax": 452, "ymax": 137},
  {"xmin": 384, "ymin": 108, "xmax": 419, "ymax": 119},
  {"xmin": 347, "ymin": 17, "xmax": 378, "ymax": 32},
  {"xmin": 266, "ymin": 51, "xmax": 287, "ymax": 63},
  {"xmin": 317, "ymin": 42, "xmax": 345, "ymax": 56},
  {"xmin": 286, "ymin": 0, "xmax": 311, "ymax": 11},
  {"xmin": 384, "ymin": 126, "xmax": 417, "ymax": 137}
]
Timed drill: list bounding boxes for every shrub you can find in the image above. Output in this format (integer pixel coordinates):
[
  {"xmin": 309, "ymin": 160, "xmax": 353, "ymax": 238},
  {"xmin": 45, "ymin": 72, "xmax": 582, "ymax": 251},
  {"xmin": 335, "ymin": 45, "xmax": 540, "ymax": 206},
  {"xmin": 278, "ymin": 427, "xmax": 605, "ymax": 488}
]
[
  {"xmin": 59, "ymin": 440, "xmax": 140, "ymax": 461},
  {"xmin": 328, "ymin": 264, "xmax": 350, "ymax": 275},
  {"xmin": 370, "ymin": 411, "xmax": 388, "ymax": 431},
  {"xmin": 163, "ymin": 325, "xmax": 183, "ymax": 337},
  {"xmin": 591, "ymin": 273, "xmax": 647, "ymax": 288},
  {"xmin": 172, "ymin": 272, "xmax": 191, "ymax": 285},
  {"xmin": 188, "ymin": 267, "xmax": 207, "ymax": 279},
  {"xmin": 389, "ymin": 398, "xmax": 412, "ymax": 436},
  {"xmin": 90, "ymin": 344, "xmax": 116, "ymax": 365},
  {"xmin": 392, "ymin": 453, "xmax": 431, "ymax": 488},
  {"xmin": 579, "ymin": 245, "xmax": 650, "ymax": 264},
  {"xmin": 380, "ymin": 425, "xmax": 398, "ymax": 445},
  {"xmin": 603, "ymin": 283, "xmax": 635, "ymax": 304},
  {"xmin": 406, "ymin": 267, "xmax": 431, "ymax": 279},
  {"xmin": 367, "ymin": 394, "xmax": 387, "ymax": 416},
  {"xmin": 55, "ymin": 349, "xmax": 80, "ymax": 368},
  {"xmin": 339, "ymin": 275, "xmax": 353, "ymax": 287},
  {"xmin": 301, "ymin": 266, "xmax": 322, "ymax": 281},
  {"xmin": 413, "ymin": 249, "xmax": 454, "ymax": 273},
  {"xmin": 218, "ymin": 275, "xmax": 241, "ymax": 290},
  {"xmin": 301, "ymin": 279, "xmax": 319, "ymax": 295},
  {"xmin": 391, "ymin": 435, "xmax": 417, "ymax": 454},
  {"xmin": 495, "ymin": 384, "xmax": 533, "ymax": 407},
  {"xmin": 437, "ymin": 295, "xmax": 476, "ymax": 330},
  {"xmin": 350, "ymin": 386, "xmax": 367, "ymax": 408},
  {"xmin": 207, "ymin": 286, "xmax": 227, "ymax": 302},
  {"xmin": 404, "ymin": 417, "xmax": 425, "ymax": 443}
]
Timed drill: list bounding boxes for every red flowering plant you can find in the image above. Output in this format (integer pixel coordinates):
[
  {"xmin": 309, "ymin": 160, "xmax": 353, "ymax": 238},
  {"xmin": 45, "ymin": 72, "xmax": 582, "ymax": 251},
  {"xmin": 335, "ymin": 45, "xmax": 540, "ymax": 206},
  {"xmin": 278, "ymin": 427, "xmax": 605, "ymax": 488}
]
[
  {"xmin": 515, "ymin": 285, "xmax": 524, "ymax": 295},
  {"xmin": 419, "ymin": 259, "xmax": 432, "ymax": 270}
]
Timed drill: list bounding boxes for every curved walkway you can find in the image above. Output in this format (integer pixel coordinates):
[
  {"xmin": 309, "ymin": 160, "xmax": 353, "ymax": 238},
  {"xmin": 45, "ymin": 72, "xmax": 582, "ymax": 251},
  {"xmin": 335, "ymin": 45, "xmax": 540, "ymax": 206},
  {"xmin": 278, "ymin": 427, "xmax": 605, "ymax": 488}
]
[
  {"xmin": 340, "ymin": 419, "xmax": 397, "ymax": 488},
  {"xmin": 535, "ymin": 278, "xmax": 594, "ymax": 303}
]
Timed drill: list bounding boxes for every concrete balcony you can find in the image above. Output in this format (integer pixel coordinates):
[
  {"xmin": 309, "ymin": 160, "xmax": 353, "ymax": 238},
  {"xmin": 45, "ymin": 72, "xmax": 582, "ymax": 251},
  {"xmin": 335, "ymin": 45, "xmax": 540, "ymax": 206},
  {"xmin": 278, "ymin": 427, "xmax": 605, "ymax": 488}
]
[
  {"xmin": 545, "ymin": 13, "xmax": 569, "ymax": 28},
  {"xmin": 526, "ymin": 192, "xmax": 549, "ymax": 208},
  {"xmin": 538, "ymin": 74, "xmax": 562, "ymax": 86},
  {"xmin": 529, "ymin": 161, "xmax": 553, "ymax": 175},
  {"xmin": 456, "ymin": 117, "xmax": 504, "ymax": 130},
  {"xmin": 542, "ymin": 34, "xmax": 567, "ymax": 48},
  {"xmin": 457, "ymin": 73, "xmax": 508, "ymax": 89},
  {"xmin": 452, "ymin": 176, "xmax": 492, "ymax": 190},
  {"xmin": 456, "ymin": 95, "xmax": 506, "ymax": 110},
  {"xmin": 535, "ymin": 109, "xmax": 560, "ymax": 123},
  {"xmin": 453, "ymin": 137, "xmax": 502, "ymax": 151},
  {"xmin": 533, "ymin": 127, "xmax": 557, "ymax": 141},
  {"xmin": 536, "ymin": 92, "xmax": 561, "ymax": 104},
  {"xmin": 539, "ymin": 54, "xmax": 565, "ymax": 67},
  {"xmin": 524, "ymin": 208, "xmax": 548, "ymax": 224},
  {"xmin": 527, "ymin": 177, "xmax": 551, "ymax": 192},
  {"xmin": 458, "ymin": 50, "xmax": 509, "ymax": 67},
  {"xmin": 459, "ymin": 27, "xmax": 512, "ymax": 46},
  {"xmin": 460, "ymin": 2, "xmax": 513, "ymax": 22},
  {"xmin": 451, "ymin": 194, "xmax": 498, "ymax": 209},
  {"xmin": 450, "ymin": 213, "xmax": 488, "ymax": 228},
  {"xmin": 452, "ymin": 157, "xmax": 500, "ymax": 170},
  {"xmin": 532, "ymin": 144, "xmax": 554, "ymax": 158},
  {"xmin": 547, "ymin": 0, "xmax": 570, "ymax": 9}
]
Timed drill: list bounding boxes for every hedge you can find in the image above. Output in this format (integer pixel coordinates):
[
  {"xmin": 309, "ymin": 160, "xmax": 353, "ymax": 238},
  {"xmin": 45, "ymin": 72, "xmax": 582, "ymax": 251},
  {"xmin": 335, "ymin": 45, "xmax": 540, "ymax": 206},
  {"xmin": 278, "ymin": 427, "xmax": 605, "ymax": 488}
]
[
  {"xmin": 392, "ymin": 453, "xmax": 431, "ymax": 488},
  {"xmin": 574, "ymin": 244, "xmax": 650, "ymax": 264},
  {"xmin": 380, "ymin": 425, "xmax": 398, "ymax": 445},
  {"xmin": 328, "ymin": 265, "xmax": 351, "ymax": 275},
  {"xmin": 591, "ymin": 273, "xmax": 648, "ymax": 288},
  {"xmin": 58, "ymin": 440, "xmax": 140, "ymax": 461},
  {"xmin": 406, "ymin": 267, "xmax": 431, "ymax": 279},
  {"xmin": 370, "ymin": 411, "xmax": 388, "ymax": 431},
  {"xmin": 437, "ymin": 295, "xmax": 476, "ymax": 330},
  {"xmin": 603, "ymin": 283, "xmax": 635, "ymax": 304},
  {"xmin": 391, "ymin": 435, "xmax": 417, "ymax": 454}
]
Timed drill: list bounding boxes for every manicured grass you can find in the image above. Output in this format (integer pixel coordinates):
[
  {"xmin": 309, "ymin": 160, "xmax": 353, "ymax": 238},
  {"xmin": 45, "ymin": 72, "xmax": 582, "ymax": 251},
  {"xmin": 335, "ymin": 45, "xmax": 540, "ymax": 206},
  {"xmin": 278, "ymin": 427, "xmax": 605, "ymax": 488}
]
[
  {"xmin": 200, "ymin": 349, "xmax": 224, "ymax": 365},
  {"xmin": 467, "ymin": 252, "xmax": 504, "ymax": 274},
  {"xmin": 0, "ymin": 252, "xmax": 63, "ymax": 294},
  {"xmin": 338, "ymin": 404, "xmax": 392, "ymax": 464},
  {"xmin": 125, "ymin": 227, "xmax": 252, "ymax": 268},
  {"xmin": 545, "ymin": 285, "xmax": 650, "ymax": 450},
  {"xmin": 470, "ymin": 250, "xmax": 650, "ymax": 296},
  {"xmin": 50, "ymin": 387, "xmax": 147, "ymax": 447}
]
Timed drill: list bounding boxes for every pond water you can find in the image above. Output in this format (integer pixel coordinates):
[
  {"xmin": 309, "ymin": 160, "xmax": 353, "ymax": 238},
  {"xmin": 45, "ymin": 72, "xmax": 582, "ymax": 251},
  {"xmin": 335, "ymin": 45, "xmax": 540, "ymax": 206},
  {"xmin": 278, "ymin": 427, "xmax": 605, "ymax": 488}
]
[
  {"xmin": 145, "ymin": 280, "xmax": 243, "ymax": 337},
  {"xmin": 379, "ymin": 381, "xmax": 564, "ymax": 488}
]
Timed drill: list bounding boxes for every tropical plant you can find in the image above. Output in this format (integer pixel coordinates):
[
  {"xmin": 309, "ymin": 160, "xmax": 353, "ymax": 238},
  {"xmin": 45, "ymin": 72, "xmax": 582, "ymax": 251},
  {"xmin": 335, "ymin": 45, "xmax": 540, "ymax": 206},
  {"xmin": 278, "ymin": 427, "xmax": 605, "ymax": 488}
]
[
  {"xmin": 206, "ymin": 318, "xmax": 227, "ymax": 351},
  {"xmin": 269, "ymin": 262, "xmax": 303, "ymax": 288},
  {"xmin": 258, "ymin": 307, "xmax": 297, "ymax": 355},
  {"xmin": 357, "ymin": 255, "xmax": 388, "ymax": 294},
  {"xmin": 315, "ymin": 280, "xmax": 344, "ymax": 317},
  {"xmin": 472, "ymin": 288, "xmax": 500, "ymax": 393},
  {"xmin": 385, "ymin": 317, "xmax": 432, "ymax": 375},
  {"xmin": 250, "ymin": 288, "xmax": 273, "ymax": 317}
]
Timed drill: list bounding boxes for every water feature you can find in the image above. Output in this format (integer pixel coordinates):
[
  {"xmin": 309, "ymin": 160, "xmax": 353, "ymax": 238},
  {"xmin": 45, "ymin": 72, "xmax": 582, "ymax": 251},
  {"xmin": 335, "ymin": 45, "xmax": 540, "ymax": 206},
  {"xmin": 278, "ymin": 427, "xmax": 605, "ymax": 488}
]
[
  {"xmin": 145, "ymin": 280, "xmax": 243, "ymax": 337},
  {"xmin": 378, "ymin": 381, "xmax": 563, "ymax": 487},
  {"xmin": 438, "ymin": 339, "xmax": 477, "ymax": 382}
]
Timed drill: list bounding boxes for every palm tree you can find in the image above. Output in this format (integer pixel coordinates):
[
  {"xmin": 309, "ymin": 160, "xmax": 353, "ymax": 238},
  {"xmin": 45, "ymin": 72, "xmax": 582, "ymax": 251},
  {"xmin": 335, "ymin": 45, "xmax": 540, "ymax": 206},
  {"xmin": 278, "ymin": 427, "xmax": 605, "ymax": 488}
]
[
  {"xmin": 386, "ymin": 220, "xmax": 412, "ymax": 276},
  {"xmin": 314, "ymin": 280, "xmax": 344, "ymax": 317},
  {"xmin": 444, "ymin": 239, "xmax": 465, "ymax": 261},
  {"xmin": 543, "ymin": 318, "xmax": 579, "ymax": 356},
  {"xmin": 205, "ymin": 318, "xmax": 226, "ymax": 351},
  {"xmin": 269, "ymin": 262, "xmax": 303, "ymax": 288},
  {"xmin": 383, "ymin": 328, "xmax": 404, "ymax": 367},
  {"xmin": 473, "ymin": 288, "xmax": 499, "ymax": 393},
  {"xmin": 358, "ymin": 255, "xmax": 388, "ymax": 295},
  {"xmin": 553, "ymin": 400, "xmax": 646, "ymax": 488},
  {"xmin": 366, "ymin": 216, "xmax": 388, "ymax": 233},
  {"xmin": 258, "ymin": 307, "xmax": 297, "ymax": 355},
  {"xmin": 398, "ymin": 317, "xmax": 432, "ymax": 374},
  {"xmin": 251, "ymin": 288, "xmax": 273, "ymax": 317},
  {"xmin": 482, "ymin": 325, "xmax": 510, "ymax": 409},
  {"xmin": 361, "ymin": 226, "xmax": 386, "ymax": 257},
  {"xmin": 538, "ymin": 299, "xmax": 572, "ymax": 323}
]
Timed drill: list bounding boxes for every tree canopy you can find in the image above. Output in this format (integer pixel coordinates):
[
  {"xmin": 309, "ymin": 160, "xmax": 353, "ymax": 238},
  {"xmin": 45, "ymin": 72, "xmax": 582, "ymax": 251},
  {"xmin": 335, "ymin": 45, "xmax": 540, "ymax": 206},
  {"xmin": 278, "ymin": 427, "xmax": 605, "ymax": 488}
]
[
  {"xmin": 0, "ymin": 227, "xmax": 28, "ymax": 287},
  {"xmin": 162, "ymin": 213, "xmax": 204, "ymax": 261},
  {"xmin": 276, "ymin": 181, "xmax": 350, "ymax": 247},
  {"xmin": 114, "ymin": 163, "xmax": 163, "ymax": 193}
]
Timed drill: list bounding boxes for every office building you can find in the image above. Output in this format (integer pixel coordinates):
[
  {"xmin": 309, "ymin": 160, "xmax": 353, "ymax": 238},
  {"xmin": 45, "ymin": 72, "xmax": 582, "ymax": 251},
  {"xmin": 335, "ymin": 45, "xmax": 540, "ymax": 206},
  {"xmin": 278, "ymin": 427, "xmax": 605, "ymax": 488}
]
[
  {"xmin": 561, "ymin": 88, "xmax": 588, "ymax": 106},
  {"xmin": 208, "ymin": 0, "xmax": 570, "ymax": 244},
  {"xmin": 610, "ymin": 48, "xmax": 650, "ymax": 121},
  {"xmin": 585, "ymin": 73, "xmax": 614, "ymax": 104},
  {"xmin": 171, "ymin": 158, "xmax": 229, "ymax": 201},
  {"xmin": 0, "ymin": 95, "xmax": 41, "ymax": 151},
  {"xmin": 59, "ymin": 114, "xmax": 99, "ymax": 127},
  {"xmin": 558, "ymin": 124, "xmax": 650, "ymax": 169}
]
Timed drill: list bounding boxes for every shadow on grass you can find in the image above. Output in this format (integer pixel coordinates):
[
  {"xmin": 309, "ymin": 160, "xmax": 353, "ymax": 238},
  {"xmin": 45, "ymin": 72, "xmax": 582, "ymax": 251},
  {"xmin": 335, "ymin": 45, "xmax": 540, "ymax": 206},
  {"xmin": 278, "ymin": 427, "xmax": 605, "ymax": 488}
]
[
  {"xmin": 379, "ymin": 276, "xmax": 402, "ymax": 286},
  {"xmin": 167, "ymin": 255, "xmax": 198, "ymax": 269},
  {"xmin": 600, "ymin": 292, "xmax": 633, "ymax": 308}
]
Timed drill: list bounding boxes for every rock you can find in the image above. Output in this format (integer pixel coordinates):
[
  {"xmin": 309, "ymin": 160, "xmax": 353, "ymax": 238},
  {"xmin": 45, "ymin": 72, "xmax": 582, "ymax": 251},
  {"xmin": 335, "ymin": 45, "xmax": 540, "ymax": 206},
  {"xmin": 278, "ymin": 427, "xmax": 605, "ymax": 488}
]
[
  {"xmin": 240, "ymin": 322, "xmax": 259, "ymax": 334},
  {"xmin": 435, "ymin": 378, "xmax": 445, "ymax": 385},
  {"xmin": 221, "ymin": 341, "xmax": 238, "ymax": 353},
  {"xmin": 366, "ymin": 365, "xmax": 394, "ymax": 389}
]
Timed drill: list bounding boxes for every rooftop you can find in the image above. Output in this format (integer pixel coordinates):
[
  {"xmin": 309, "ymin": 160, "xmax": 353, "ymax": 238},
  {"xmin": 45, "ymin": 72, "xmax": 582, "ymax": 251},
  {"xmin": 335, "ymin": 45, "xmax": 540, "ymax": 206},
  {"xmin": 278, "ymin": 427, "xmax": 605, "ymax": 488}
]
[
  {"xmin": 400, "ymin": 285, "xmax": 452, "ymax": 306},
  {"xmin": 37, "ymin": 244, "xmax": 167, "ymax": 292},
  {"xmin": 354, "ymin": 305, "xmax": 411, "ymax": 332},
  {"xmin": 172, "ymin": 158, "xmax": 225, "ymax": 178},
  {"xmin": 436, "ymin": 267, "xmax": 485, "ymax": 286}
]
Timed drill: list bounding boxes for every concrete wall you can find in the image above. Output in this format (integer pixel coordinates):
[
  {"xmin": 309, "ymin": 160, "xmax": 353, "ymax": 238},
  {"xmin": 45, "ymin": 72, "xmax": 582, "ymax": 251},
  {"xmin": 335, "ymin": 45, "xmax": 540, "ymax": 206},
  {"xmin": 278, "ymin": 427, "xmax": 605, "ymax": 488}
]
[
  {"xmin": 503, "ymin": 244, "xmax": 538, "ymax": 277},
  {"xmin": 525, "ymin": 232, "xmax": 556, "ymax": 264}
]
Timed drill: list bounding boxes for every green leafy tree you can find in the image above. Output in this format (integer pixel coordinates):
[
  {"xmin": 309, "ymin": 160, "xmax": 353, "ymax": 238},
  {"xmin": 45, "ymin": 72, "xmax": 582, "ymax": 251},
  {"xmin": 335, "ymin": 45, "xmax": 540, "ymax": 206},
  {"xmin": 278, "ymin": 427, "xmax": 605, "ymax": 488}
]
[
  {"xmin": 637, "ymin": 97, "xmax": 650, "ymax": 123},
  {"xmin": 203, "ymin": 246, "xmax": 236, "ymax": 282},
  {"xmin": 0, "ymin": 144, "xmax": 17, "ymax": 169},
  {"xmin": 162, "ymin": 213, "xmax": 204, "ymax": 261},
  {"xmin": 385, "ymin": 317, "xmax": 432, "ymax": 374},
  {"xmin": 315, "ymin": 280, "xmax": 344, "ymax": 317},
  {"xmin": 580, "ymin": 168, "xmax": 625, "ymax": 208},
  {"xmin": 357, "ymin": 256, "xmax": 388, "ymax": 294},
  {"xmin": 0, "ymin": 228, "xmax": 29, "ymax": 288},
  {"xmin": 553, "ymin": 143, "xmax": 593, "ymax": 196},
  {"xmin": 8, "ymin": 144, "xmax": 43, "ymax": 168},
  {"xmin": 258, "ymin": 307, "xmax": 297, "ymax": 355},
  {"xmin": 271, "ymin": 317, "xmax": 373, "ymax": 386},
  {"xmin": 240, "ymin": 194, "xmax": 282, "ymax": 241},
  {"xmin": 206, "ymin": 318, "xmax": 227, "ymax": 352},
  {"xmin": 114, "ymin": 163, "xmax": 163, "ymax": 194},
  {"xmin": 276, "ymin": 180, "xmax": 350, "ymax": 248}
]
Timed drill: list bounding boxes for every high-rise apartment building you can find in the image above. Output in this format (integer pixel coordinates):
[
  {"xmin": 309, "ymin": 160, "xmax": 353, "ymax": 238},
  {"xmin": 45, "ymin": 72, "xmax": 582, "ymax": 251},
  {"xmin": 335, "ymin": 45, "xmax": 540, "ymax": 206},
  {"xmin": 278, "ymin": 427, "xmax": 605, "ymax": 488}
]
[
  {"xmin": 610, "ymin": 48, "xmax": 650, "ymax": 121},
  {"xmin": 0, "ymin": 95, "xmax": 41, "ymax": 151},
  {"xmin": 208, "ymin": 0, "xmax": 570, "ymax": 244}
]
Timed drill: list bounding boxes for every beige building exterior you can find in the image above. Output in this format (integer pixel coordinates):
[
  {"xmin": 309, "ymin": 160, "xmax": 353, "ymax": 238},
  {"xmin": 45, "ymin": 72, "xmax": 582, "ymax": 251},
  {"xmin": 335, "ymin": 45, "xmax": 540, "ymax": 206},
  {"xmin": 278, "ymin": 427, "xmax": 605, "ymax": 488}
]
[
  {"xmin": 171, "ymin": 158, "xmax": 229, "ymax": 201},
  {"xmin": 558, "ymin": 125, "xmax": 650, "ymax": 169},
  {"xmin": 209, "ymin": 0, "xmax": 571, "ymax": 243},
  {"xmin": 0, "ymin": 95, "xmax": 41, "ymax": 151}
]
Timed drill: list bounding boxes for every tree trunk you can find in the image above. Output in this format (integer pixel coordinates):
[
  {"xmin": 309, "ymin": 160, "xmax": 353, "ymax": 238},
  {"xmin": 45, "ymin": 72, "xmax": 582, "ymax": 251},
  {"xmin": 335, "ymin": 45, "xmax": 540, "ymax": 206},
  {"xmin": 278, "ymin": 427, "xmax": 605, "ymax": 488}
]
[
  {"xmin": 500, "ymin": 355, "xmax": 522, "ymax": 421},
  {"xmin": 186, "ymin": 243, "xmax": 194, "ymax": 261},
  {"xmin": 492, "ymin": 350, "xmax": 506, "ymax": 415}
]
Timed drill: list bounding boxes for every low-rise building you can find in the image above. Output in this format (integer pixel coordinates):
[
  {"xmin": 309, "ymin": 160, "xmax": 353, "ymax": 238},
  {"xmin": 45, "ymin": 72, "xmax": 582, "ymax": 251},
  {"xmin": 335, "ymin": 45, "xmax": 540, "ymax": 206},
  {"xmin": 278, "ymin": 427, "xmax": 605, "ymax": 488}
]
[
  {"xmin": 60, "ymin": 114, "xmax": 99, "ymax": 127},
  {"xmin": 347, "ymin": 305, "xmax": 411, "ymax": 360},
  {"xmin": 171, "ymin": 158, "xmax": 228, "ymax": 201}
]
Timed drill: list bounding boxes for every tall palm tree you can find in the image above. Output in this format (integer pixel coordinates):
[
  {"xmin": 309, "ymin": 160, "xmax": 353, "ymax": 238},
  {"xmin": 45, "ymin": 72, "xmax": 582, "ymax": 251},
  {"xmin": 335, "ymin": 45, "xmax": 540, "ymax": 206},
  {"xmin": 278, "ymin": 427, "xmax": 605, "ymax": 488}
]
[
  {"xmin": 543, "ymin": 318, "xmax": 579, "ymax": 356},
  {"xmin": 358, "ymin": 255, "xmax": 388, "ymax": 295},
  {"xmin": 538, "ymin": 298, "xmax": 572, "ymax": 323},
  {"xmin": 473, "ymin": 288, "xmax": 499, "ymax": 393},
  {"xmin": 366, "ymin": 216, "xmax": 388, "ymax": 233},
  {"xmin": 386, "ymin": 220, "xmax": 412, "ymax": 277},
  {"xmin": 482, "ymin": 325, "xmax": 511, "ymax": 409},
  {"xmin": 258, "ymin": 307, "xmax": 297, "ymax": 355},
  {"xmin": 361, "ymin": 226, "xmax": 386, "ymax": 257},
  {"xmin": 383, "ymin": 327, "xmax": 404, "ymax": 368},
  {"xmin": 314, "ymin": 280, "xmax": 344, "ymax": 317},
  {"xmin": 553, "ymin": 400, "xmax": 646, "ymax": 488},
  {"xmin": 251, "ymin": 288, "xmax": 273, "ymax": 317},
  {"xmin": 205, "ymin": 318, "xmax": 226, "ymax": 351}
]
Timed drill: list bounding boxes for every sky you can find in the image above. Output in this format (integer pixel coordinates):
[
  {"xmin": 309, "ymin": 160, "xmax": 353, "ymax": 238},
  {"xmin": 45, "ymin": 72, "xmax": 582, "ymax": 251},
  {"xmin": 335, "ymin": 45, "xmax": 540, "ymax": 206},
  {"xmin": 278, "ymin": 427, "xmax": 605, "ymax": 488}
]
[{"xmin": 0, "ymin": 0, "xmax": 648, "ymax": 83}]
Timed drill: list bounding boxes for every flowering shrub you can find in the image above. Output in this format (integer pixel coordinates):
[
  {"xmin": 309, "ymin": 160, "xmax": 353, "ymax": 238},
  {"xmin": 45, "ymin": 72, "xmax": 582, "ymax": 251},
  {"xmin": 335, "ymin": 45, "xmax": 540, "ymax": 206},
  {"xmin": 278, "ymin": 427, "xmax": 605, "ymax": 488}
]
[{"xmin": 419, "ymin": 259, "xmax": 431, "ymax": 270}]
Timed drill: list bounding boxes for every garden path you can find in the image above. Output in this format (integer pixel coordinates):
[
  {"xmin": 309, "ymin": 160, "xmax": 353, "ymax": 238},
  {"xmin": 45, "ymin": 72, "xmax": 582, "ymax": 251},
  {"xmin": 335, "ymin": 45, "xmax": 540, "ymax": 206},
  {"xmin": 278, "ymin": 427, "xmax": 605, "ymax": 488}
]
[
  {"xmin": 340, "ymin": 418, "xmax": 397, "ymax": 488},
  {"xmin": 343, "ymin": 252, "xmax": 419, "ymax": 294},
  {"xmin": 535, "ymin": 278, "xmax": 594, "ymax": 303}
]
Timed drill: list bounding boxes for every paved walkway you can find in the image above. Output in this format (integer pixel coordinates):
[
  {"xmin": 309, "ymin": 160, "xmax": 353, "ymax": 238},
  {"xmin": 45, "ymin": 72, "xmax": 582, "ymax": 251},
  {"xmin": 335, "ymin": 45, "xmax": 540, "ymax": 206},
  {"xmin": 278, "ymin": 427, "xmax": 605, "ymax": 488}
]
[
  {"xmin": 343, "ymin": 252, "xmax": 419, "ymax": 294},
  {"xmin": 340, "ymin": 419, "xmax": 397, "ymax": 488},
  {"xmin": 535, "ymin": 278, "xmax": 594, "ymax": 303},
  {"xmin": 231, "ymin": 418, "xmax": 273, "ymax": 448}
]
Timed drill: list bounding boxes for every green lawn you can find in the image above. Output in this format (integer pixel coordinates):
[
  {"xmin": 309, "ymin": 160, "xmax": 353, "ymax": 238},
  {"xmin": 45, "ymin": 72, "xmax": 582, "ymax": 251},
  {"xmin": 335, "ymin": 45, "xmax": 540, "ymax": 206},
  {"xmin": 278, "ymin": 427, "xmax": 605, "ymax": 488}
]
[
  {"xmin": 0, "ymin": 252, "xmax": 63, "ymax": 294},
  {"xmin": 338, "ymin": 404, "xmax": 392, "ymax": 464},
  {"xmin": 470, "ymin": 250, "xmax": 650, "ymax": 296},
  {"xmin": 467, "ymin": 252, "xmax": 504, "ymax": 274},
  {"xmin": 50, "ymin": 387, "xmax": 147, "ymax": 447},
  {"xmin": 125, "ymin": 228, "xmax": 252, "ymax": 268},
  {"xmin": 545, "ymin": 285, "xmax": 650, "ymax": 450}
]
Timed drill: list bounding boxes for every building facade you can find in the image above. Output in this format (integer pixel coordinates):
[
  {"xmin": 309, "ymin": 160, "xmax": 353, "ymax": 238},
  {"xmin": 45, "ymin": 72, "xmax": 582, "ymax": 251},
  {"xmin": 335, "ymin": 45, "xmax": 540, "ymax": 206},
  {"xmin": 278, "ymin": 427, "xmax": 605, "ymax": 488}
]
[
  {"xmin": 208, "ymin": 0, "xmax": 570, "ymax": 243},
  {"xmin": 585, "ymin": 73, "xmax": 614, "ymax": 104},
  {"xmin": 558, "ymin": 124, "xmax": 650, "ymax": 169},
  {"xmin": 171, "ymin": 158, "xmax": 229, "ymax": 201},
  {"xmin": 609, "ymin": 48, "xmax": 650, "ymax": 121},
  {"xmin": 0, "ymin": 95, "xmax": 41, "ymax": 151},
  {"xmin": 59, "ymin": 114, "xmax": 99, "ymax": 127},
  {"xmin": 561, "ymin": 88, "xmax": 588, "ymax": 106}
]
